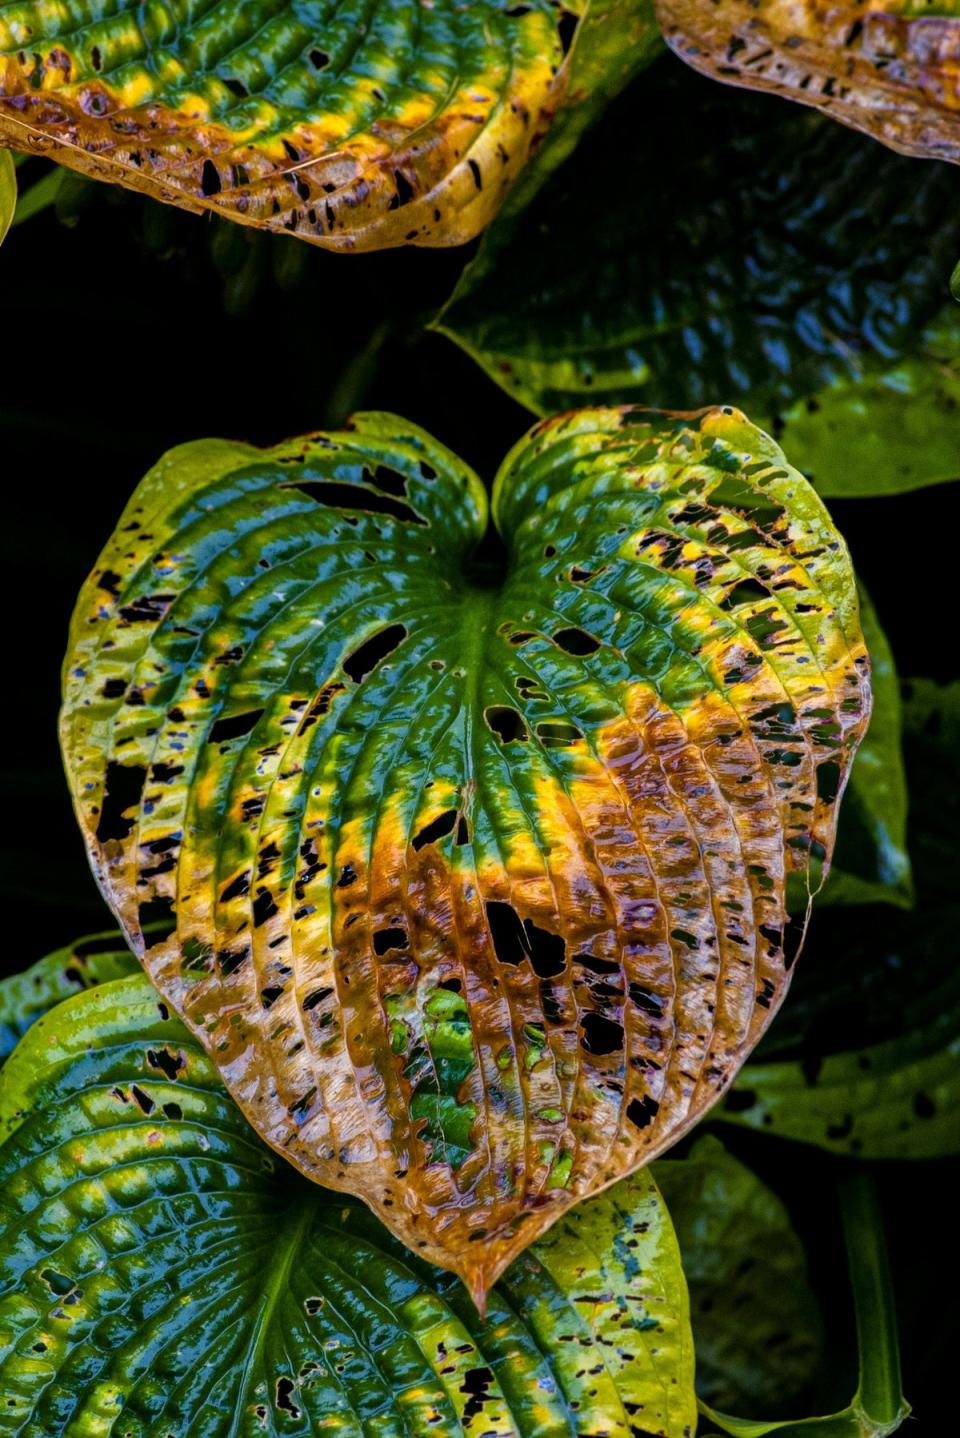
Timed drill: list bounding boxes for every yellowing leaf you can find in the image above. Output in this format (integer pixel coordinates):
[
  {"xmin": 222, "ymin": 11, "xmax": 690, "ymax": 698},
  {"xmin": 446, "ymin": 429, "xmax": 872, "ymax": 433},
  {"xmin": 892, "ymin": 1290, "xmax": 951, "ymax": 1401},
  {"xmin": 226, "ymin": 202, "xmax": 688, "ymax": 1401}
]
[
  {"xmin": 0, "ymin": 974, "xmax": 698, "ymax": 1435},
  {"xmin": 60, "ymin": 406, "xmax": 871, "ymax": 1308},
  {"xmin": 656, "ymin": 0, "xmax": 960, "ymax": 164},
  {"xmin": 0, "ymin": 1, "xmax": 654, "ymax": 252}
]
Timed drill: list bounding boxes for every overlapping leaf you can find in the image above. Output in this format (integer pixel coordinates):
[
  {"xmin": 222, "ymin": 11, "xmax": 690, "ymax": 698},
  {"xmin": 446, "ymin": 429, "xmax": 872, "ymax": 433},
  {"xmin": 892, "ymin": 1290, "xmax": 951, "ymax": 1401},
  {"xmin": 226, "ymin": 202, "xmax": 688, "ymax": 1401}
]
[
  {"xmin": 60, "ymin": 405, "xmax": 870, "ymax": 1305},
  {"xmin": 721, "ymin": 673, "xmax": 960, "ymax": 1158},
  {"xmin": 0, "ymin": 0, "xmax": 656, "ymax": 252},
  {"xmin": 0, "ymin": 927, "xmax": 137, "ymax": 1063},
  {"xmin": 655, "ymin": 0, "xmax": 960, "ymax": 165},
  {"xmin": 0, "ymin": 974, "xmax": 696, "ymax": 1436},
  {"xmin": 822, "ymin": 589, "xmax": 910, "ymax": 908},
  {"xmin": 438, "ymin": 61, "xmax": 960, "ymax": 498},
  {"xmin": 654, "ymin": 1136, "xmax": 822, "ymax": 1418},
  {"xmin": 702, "ymin": 1176, "xmax": 909, "ymax": 1438}
]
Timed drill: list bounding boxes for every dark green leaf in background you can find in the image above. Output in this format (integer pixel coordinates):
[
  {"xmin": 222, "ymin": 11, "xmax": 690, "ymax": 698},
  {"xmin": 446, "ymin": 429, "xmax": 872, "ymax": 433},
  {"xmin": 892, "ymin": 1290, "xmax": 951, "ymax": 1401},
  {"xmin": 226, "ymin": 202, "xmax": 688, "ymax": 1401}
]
[
  {"xmin": 654, "ymin": 1136, "xmax": 822, "ymax": 1418},
  {"xmin": 438, "ymin": 60, "xmax": 960, "ymax": 500}
]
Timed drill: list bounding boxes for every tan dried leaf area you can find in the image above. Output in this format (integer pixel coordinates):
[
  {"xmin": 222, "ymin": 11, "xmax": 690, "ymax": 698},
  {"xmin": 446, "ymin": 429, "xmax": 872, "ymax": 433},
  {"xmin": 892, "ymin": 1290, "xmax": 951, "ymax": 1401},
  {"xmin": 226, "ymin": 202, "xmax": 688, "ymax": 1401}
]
[
  {"xmin": 60, "ymin": 407, "xmax": 871, "ymax": 1307},
  {"xmin": 0, "ymin": 1, "xmax": 578, "ymax": 250},
  {"xmin": 657, "ymin": 0, "xmax": 960, "ymax": 161}
]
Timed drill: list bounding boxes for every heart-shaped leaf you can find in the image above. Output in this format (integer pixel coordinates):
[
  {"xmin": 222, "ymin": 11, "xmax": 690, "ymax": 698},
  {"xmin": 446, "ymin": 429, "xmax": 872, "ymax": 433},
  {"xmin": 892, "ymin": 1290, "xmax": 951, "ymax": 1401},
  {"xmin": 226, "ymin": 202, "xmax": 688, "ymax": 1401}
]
[
  {"xmin": 655, "ymin": 0, "xmax": 960, "ymax": 166},
  {"xmin": 438, "ymin": 61, "xmax": 960, "ymax": 499},
  {"xmin": 0, "ymin": 974, "xmax": 696, "ymax": 1435},
  {"xmin": 0, "ymin": 1, "xmax": 654, "ymax": 252},
  {"xmin": 60, "ymin": 405, "xmax": 871, "ymax": 1306}
]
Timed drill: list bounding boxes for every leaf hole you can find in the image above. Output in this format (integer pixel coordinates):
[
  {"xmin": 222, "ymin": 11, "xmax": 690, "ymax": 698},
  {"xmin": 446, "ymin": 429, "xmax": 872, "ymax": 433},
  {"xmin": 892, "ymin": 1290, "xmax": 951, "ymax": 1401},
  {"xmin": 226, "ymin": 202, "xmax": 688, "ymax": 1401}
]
[{"xmin": 343, "ymin": 624, "xmax": 407, "ymax": 683}]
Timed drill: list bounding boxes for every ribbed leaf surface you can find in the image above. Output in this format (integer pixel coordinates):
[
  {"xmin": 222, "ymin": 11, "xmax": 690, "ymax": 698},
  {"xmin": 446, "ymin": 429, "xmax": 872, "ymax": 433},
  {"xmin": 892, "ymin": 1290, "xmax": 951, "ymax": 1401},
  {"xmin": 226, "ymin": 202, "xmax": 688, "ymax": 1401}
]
[
  {"xmin": 0, "ymin": 976, "xmax": 696, "ymax": 1436},
  {"xmin": 656, "ymin": 0, "xmax": 960, "ymax": 164},
  {"xmin": 60, "ymin": 406, "xmax": 870, "ymax": 1305},
  {"xmin": 439, "ymin": 62, "xmax": 960, "ymax": 499},
  {"xmin": 0, "ymin": 1, "xmax": 652, "ymax": 251}
]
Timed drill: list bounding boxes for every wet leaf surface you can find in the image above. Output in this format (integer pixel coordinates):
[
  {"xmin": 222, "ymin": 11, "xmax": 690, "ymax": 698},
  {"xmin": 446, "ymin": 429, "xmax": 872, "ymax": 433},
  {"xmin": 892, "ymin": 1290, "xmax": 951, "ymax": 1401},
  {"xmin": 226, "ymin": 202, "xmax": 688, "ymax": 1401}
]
[
  {"xmin": 60, "ymin": 405, "xmax": 870, "ymax": 1305},
  {"xmin": 438, "ymin": 61, "xmax": 960, "ymax": 498},
  {"xmin": 0, "ymin": 975, "xmax": 696, "ymax": 1437},
  {"xmin": 0, "ymin": 1, "xmax": 646, "ymax": 252},
  {"xmin": 0, "ymin": 928, "xmax": 138, "ymax": 1063}
]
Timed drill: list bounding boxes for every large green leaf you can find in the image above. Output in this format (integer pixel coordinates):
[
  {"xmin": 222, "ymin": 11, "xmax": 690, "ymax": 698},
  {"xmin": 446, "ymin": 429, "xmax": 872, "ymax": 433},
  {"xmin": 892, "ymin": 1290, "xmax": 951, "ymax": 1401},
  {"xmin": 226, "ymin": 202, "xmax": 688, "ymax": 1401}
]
[
  {"xmin": 655, "ymin": 0, "xmax": 960, "ymax": 167},
  {"xmin": 653, "ymin": 1136, "xmax": 822, "ymax": 1418},
  {"xmin": 0, "ymin": 1, "xmax": 656, "ymax": 252},
  {"xmin": 0, "ymin": 928, "xmax": 138, "ymax": 1064},
  {"xmin": 0, "ymin": 974, "xmax": 696, "ymax": 1436},
  {"xmin": 437, "ymin": 61, "xmax": 960, "ymax": 498},
  {"xmin": 701, "ymin": 1175, "xmax": 908, "ymax": 1438},
  {"xmin": 59, "ymin": 405, "xmax": 870, "ymax": 1305},
  {"xmin": 820, "ymin": 590, "xmax": 910, "ymax": 909}
]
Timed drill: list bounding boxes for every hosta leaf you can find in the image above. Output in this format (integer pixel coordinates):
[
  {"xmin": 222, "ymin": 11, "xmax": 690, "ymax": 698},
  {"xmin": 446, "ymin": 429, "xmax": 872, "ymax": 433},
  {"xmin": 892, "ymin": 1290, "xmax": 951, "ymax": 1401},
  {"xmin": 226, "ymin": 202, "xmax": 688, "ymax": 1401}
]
[
  {"xmin": 0, "ymin": 928, "xmax": 138, "ymax": 1064},
  {"xmin": 821, "ymin": 589, "xmax": 910, "ymax": 908},
  {"xmin": 0, "ymin": 1, "xmax": 645, "ymax": 252},
  {"xmin": 653, "ymin": 1136, "xmax": 822, "ymax": 1417},
  {"xmin": 702, "ymin": 1175, "xmax": 908, "ymax": 1438},
  {"xmin": 59, "ymin": 405, "xmax": 870, "ymax": 1306},
  {"xmin": 720, "ymin": 673, "xmax": 960, "ymax": 1158},
  {"xmin": 655, "ymin": 0, "xmax": 960, "ymax": 166},
  {"xmin": 437, "ymin": 62, "xmax": 960, "ymax": 498},
  {"xmin": 720, "ymin": 982, "xmax": 960, "ymax": 1158},
  {"xmin": 0, "ymin": 974, "xmax": 697, "ymax": 1437},
  {"xmin": 0, "ymin": 147, "xmax": 14, "ymax": 243}
]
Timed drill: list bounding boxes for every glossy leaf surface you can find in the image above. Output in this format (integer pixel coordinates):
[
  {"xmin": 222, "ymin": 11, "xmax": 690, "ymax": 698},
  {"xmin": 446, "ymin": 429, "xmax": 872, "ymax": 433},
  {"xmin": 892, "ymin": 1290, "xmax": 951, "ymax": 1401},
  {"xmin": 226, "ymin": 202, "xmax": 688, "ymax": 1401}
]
[
  {"xmin": 438, "ymin": 62, "xmax": 960, "ymax": 497},
  {"xmin": 656, "ymin": 0, "xmax": 960, "ymax": 166},
  {"xmin": 0, "ymin": 975, "xmax": 696, "ymax": 1437},
  {"xmin": 60, "ymin": 406, "xmax": 870, "ymax": 1304},
  {"xmin": 654, "ymin": 1136, "xmax": 821, "ymax": 1417},
  {"xmin": 0, "ymin": 928, "xmax": 137, "ymax": 1064},
  {"xmin": 0, "ymin": 1, "xmax": 650, "ymax": 252}
]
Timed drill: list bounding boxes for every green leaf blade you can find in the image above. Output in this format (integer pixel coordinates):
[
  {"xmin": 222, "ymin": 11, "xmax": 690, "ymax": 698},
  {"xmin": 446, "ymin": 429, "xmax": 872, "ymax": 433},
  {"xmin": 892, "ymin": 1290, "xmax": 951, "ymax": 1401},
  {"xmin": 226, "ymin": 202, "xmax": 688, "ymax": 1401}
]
[
  {"xmin": 59, "ymin": 406, "xmax": 871, "ymax": 1303},
  {"xmin": 0, "ymin": 976, "xmax": 696, "ymax": 1436}
]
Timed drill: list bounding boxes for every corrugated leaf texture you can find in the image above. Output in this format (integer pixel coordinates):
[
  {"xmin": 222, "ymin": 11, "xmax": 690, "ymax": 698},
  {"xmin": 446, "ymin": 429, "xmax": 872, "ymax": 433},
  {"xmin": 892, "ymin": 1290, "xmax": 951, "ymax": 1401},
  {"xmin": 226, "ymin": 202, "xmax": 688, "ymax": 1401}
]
[
  {"xmin": 0, "ymin": 1, "xmax": 655, "ymax": 251},
  {"xmin": 656, "ymin": 0, "xmax": 960, "ymax": 164},
  {"xmin": 60, "ymin": 406, "xmax": 871, "ymax": 1306},
  {"xmin": 0, "ymin": 975, "xmax": 696, "ymax": 1436},
  {"xmin": 438, "ymin": 61, "xmax": 960, "ymax": 500}
]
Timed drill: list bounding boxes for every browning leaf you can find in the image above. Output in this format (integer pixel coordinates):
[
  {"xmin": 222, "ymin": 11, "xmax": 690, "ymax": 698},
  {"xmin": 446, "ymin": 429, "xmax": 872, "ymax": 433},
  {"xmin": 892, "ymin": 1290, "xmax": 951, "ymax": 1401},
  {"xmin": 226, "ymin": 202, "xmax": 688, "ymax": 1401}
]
[
  {"xmin": 656, "ymin": 0, "xmax": 960, "ymax": 163},
  {"xmin": 60, "ymin": 406, "xmax": 871, "ymax": 1307},
  {"xmin": 0, "ymin": 2, "xmax": 644, "ymax": 251}
]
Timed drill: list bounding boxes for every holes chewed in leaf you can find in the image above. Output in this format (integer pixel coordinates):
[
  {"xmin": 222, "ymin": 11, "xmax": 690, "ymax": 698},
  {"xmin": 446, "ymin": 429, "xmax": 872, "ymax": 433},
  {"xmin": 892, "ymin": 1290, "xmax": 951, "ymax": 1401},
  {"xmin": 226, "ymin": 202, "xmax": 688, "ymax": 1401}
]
[
  {"xmin": 0, "ymin": 976, "xmax": 698, "ymax": 1432},
  {"xmin": 0, "ymin": 3, "xmax": 583, "ymax": 251},
  {"xmin": 580, "ymin": 1011, "xmax": 625, "ymax": 1055},
  {"xmin": 484, "ymin": 706, "xmax": 528, "ymax": 743},
  {"xmin": 343, "ymin": 624, "xmax": 407, "ymax": 683},
  {"xmin": 552, "ymin": 626, "xmax": 601, "ymax": 656},
  {"xmin": 95, "ymin": 763, "xmax": 146, "ymax": 843},
  {"xmin": 412, "ymin": 809, "xmax": 457, "ymax": 851},
  {"xmin": 61, "ymin": 408, "xmax": 870, "ymax": 1307},
  {"xmin": 208, "ymin": 709, "xmax": 264, "ymax": 745},
  {"xmin": 282, "ymin": 479, "xmax": 427, "ymax": 525}
]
